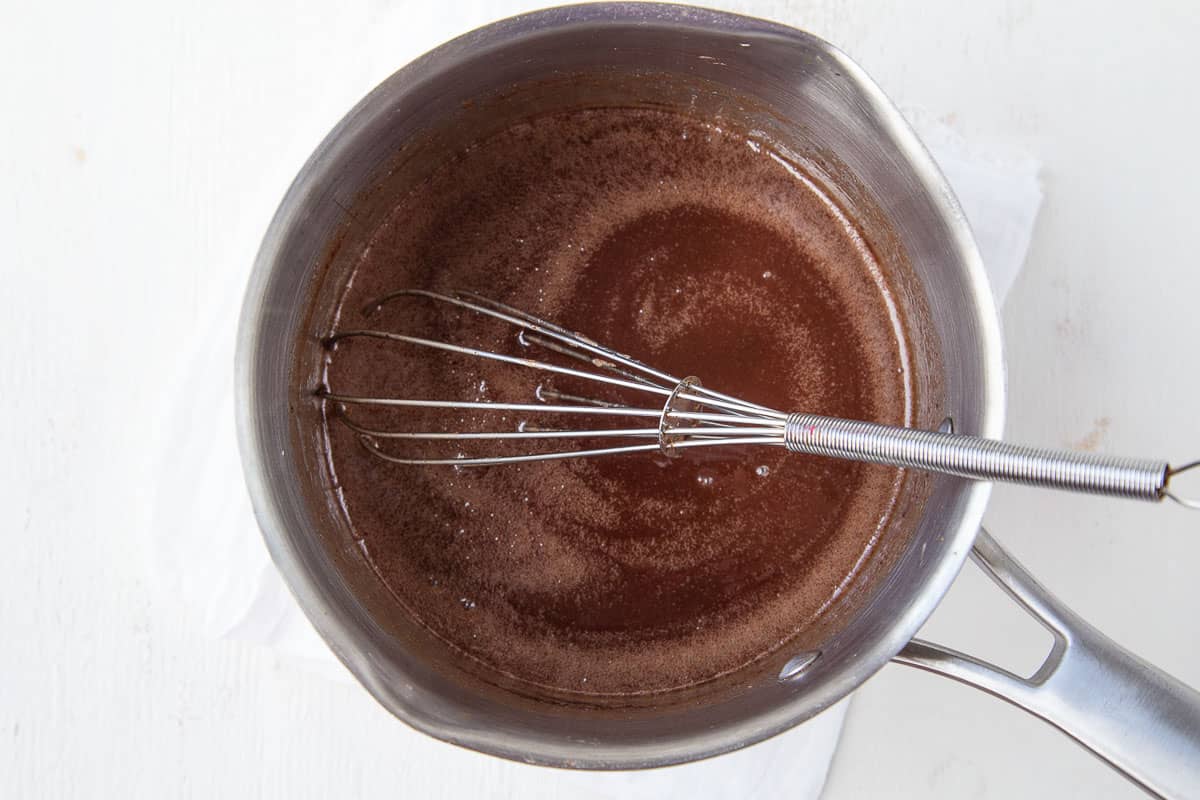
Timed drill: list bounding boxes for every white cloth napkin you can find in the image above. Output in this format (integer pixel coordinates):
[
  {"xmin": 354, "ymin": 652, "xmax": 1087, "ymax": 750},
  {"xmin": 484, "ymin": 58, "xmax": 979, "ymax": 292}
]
[{"xmin": 151, "ymin": 114, "xmax": 1039, "ymax": 799}]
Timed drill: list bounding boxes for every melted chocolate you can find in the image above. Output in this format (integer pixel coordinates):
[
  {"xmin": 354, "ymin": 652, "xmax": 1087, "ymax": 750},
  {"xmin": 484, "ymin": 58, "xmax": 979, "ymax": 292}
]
[{"xmin": 312, "ymin": 107, "xmax": 915, "ymax": 699}]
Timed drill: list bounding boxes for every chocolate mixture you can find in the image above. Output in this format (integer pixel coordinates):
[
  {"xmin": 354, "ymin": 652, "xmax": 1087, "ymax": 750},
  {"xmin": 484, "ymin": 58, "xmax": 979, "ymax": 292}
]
[{"xmin": 311, "ymin": 107, "xmax": 916, "ymax": 700}]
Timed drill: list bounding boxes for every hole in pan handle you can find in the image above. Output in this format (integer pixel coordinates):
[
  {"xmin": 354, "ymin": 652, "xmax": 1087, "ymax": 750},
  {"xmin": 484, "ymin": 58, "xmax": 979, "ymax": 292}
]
[{"xmin": 893, "ymin": 528, "xmax": 1200, "ymax": 800}]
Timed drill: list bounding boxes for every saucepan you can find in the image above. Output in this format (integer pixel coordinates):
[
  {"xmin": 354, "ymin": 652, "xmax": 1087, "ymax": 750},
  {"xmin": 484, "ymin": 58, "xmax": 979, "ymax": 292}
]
[{"xmin": 235, "ymin": 4, "xmax": 1200, "ymax": 797}]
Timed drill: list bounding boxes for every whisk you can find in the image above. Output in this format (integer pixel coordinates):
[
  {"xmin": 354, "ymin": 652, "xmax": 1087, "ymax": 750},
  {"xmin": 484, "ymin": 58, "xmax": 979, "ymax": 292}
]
[{"xmin": 319, "ymin": 289, "xmax": 1198, "ymax": 508}]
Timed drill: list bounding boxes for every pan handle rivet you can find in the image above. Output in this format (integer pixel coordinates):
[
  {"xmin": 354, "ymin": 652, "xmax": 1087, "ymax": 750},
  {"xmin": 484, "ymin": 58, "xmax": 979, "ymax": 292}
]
[{"xmin": 778, "ymin": 651, "xmax": 821, "ymax": 682}]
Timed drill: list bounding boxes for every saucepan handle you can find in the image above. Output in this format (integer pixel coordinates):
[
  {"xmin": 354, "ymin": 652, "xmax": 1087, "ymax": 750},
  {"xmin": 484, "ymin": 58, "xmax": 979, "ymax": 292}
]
[{"xmin": 893, "ymin": 528, "xmax": 1200, "ymax": 799}]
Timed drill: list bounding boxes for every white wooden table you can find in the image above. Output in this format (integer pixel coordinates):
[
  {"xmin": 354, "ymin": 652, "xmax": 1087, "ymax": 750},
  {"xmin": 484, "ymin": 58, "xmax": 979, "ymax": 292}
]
[{"xmin": 4, "ymin": 1, "xmax": 1198, "ymax": 797}]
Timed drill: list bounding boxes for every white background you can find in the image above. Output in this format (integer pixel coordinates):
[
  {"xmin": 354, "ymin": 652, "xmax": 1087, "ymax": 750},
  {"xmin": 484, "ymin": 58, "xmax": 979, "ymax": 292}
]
[{"xmin": 3, "ymin": 1, "xmax": 1198, "ymax": 798}]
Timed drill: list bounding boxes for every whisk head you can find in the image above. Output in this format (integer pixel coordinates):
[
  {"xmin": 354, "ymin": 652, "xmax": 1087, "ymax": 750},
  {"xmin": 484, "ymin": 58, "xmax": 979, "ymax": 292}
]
[{"xmin": 319, "ymin": 289, "xmax": 788, "ymax": 466}]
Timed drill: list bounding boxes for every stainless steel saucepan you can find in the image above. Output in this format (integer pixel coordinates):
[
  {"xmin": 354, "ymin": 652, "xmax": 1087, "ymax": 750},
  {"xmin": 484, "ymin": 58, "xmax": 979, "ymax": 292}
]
[{"xmin": 235, "ymin": 4, "xmax": 1200, "ymax": 796}]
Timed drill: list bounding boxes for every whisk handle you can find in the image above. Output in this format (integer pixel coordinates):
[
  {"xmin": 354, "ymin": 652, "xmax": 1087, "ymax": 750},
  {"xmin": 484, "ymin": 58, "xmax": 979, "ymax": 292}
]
[{"xmin": 783, "ymin": 413, "xmax": 1170, "ymax": 501}]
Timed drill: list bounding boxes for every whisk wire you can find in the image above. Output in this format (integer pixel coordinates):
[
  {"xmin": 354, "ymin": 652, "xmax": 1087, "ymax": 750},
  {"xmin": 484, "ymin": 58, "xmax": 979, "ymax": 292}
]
[
  {"xmin": 323, "ymin": 288, "xmax": 787, "ymax": 465},
  {"xmin": 368, "ymin": 289, "xmax": 782, "ymax": 418}
]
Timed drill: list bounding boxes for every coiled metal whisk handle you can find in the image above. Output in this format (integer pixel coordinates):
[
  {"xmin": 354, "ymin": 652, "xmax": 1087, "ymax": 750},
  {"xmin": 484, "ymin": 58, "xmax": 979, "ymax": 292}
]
[{"xmin": 784, "ymin": 413, "xmax": 1199, "ymax": 506}]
